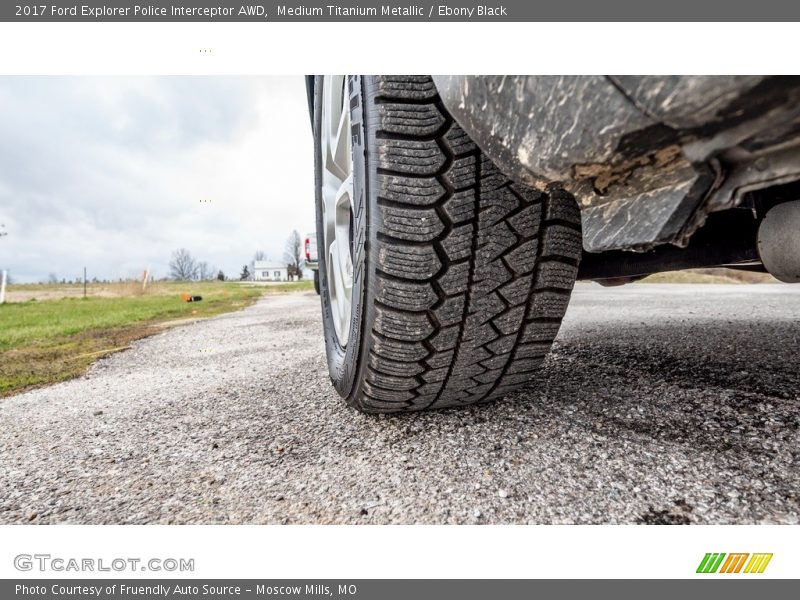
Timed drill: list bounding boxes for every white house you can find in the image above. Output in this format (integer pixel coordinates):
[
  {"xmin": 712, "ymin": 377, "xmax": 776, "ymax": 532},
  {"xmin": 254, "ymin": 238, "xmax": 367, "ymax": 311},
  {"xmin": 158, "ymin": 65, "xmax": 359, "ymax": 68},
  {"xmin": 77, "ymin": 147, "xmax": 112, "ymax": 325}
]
[{"xmin": 253, "ymin": 261, "xmax": 288, "ymax": 282}]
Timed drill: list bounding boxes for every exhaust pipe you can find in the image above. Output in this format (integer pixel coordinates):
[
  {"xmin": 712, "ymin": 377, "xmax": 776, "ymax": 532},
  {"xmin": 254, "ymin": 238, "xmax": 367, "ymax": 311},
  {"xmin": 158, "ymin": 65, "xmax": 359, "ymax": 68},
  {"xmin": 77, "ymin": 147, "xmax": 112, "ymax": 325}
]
[{"xmin": 758, "ymin": 200, "xmax": 800, "ymax": 282}]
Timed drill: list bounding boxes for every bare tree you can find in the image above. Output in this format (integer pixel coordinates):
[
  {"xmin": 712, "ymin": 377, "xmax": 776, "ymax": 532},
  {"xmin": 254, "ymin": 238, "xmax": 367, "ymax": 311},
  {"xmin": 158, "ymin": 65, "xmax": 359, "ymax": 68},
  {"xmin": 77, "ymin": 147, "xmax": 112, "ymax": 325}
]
[
  {"xmin": 197, "ymin": 261, "xmax": 215, "ymax": 281},
  {"xmin": 249, "ymin": 250, "xmax": 266, "ymax": 282},
  {"xmin": 283, "ymin": 230, "xmax": 303, "ymax": 280},
  {"xmin": 48, "ymin": 272, "xmax": 59, "ymax": 284},
  {"xmin": 169, "ymin": 248, "xmax": 198, "ymax": 280},
  {"xmin": 239, "ymin": 265, "xmax": 250, "ymax": 281}
]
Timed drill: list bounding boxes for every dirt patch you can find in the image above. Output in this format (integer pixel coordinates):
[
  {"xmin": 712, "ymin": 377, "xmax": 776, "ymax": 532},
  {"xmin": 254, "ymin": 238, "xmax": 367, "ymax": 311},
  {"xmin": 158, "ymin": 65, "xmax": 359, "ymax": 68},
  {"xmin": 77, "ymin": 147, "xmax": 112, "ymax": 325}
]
[
  {"xmin": 573, "ymin": 145, "xmax": 683, "ymax": 194},
  {"xmin": 6, "ymin": 282, "xmax": 155, "ymax": 302}
]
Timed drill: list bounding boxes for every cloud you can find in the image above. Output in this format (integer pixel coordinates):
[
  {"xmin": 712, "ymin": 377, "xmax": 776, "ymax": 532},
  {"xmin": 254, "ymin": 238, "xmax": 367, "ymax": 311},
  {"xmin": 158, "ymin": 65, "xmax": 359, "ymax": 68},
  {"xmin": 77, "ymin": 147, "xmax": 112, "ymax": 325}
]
[{"xmin": 0, "ymin": 76, "xmax": 315, "ymax": 282}]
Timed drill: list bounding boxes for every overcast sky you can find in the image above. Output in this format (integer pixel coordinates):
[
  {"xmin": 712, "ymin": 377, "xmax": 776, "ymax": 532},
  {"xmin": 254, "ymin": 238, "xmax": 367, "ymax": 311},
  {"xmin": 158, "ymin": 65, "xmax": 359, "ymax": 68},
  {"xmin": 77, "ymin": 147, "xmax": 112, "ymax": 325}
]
[{"xmin": 0, "ymin": 76, "xmax": 315, "ymax": 282}]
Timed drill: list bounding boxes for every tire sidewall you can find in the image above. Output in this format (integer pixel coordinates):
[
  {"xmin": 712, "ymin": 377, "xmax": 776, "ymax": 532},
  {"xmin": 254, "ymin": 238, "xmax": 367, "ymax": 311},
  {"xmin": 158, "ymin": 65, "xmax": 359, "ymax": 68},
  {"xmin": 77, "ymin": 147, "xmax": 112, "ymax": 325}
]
[{"xmin": 315, "ymin": 75, "xmax": 370, "ymax": 400}]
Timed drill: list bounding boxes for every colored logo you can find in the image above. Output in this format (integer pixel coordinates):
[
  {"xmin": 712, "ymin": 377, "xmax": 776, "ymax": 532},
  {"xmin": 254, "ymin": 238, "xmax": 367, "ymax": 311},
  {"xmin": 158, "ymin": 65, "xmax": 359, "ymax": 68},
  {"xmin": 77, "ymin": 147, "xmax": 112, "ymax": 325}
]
[{"xmin": 696, "ymin": 553, "xmax": 773, "ymax": 574}]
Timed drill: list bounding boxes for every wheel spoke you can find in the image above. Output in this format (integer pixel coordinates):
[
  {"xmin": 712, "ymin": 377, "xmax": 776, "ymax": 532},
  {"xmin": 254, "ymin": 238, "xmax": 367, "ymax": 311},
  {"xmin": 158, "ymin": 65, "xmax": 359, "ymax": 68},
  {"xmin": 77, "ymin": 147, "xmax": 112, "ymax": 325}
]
[
  {"xmin": 324, "ymin": 76, "xmax": 348, "ymax": 181},
  {"xmin": 331, "ymin": 91, "xmax": 350, "ymax": 179},
  {"xmin": 328, "ymin": 241, "xmax": 343, "ymax": 315},
  {"xmin": 335, "ymin": 173, "xmax": 354, "ymax": 295}
]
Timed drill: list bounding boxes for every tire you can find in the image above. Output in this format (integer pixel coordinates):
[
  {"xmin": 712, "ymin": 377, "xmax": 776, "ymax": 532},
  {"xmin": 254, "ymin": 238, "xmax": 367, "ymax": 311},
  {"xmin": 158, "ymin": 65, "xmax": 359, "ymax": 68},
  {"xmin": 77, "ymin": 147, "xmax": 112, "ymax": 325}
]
[
  {"xmin": 315, "ymin": 75, "xmax": 582, "ymax": 413},
  {"xmin": 313, "ymin": 270, "xmax": 320, "ymax": 295}
]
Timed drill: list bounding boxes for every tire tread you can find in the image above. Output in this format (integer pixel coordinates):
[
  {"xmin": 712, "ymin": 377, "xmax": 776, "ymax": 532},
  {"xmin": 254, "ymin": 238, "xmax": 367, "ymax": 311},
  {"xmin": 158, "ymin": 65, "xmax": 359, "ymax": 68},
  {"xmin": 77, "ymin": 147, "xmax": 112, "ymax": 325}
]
[{"xmin": 354, "ymin": 76, "xmax": 581, "ymax": 412}]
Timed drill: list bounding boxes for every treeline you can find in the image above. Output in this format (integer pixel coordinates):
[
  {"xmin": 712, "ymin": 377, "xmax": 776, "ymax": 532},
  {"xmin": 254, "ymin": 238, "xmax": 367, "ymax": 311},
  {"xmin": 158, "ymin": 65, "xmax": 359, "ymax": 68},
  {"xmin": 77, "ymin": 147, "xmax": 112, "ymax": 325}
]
[{"xmin": 168, "ymin": 248, "xmax": 224, "ymax": 281}]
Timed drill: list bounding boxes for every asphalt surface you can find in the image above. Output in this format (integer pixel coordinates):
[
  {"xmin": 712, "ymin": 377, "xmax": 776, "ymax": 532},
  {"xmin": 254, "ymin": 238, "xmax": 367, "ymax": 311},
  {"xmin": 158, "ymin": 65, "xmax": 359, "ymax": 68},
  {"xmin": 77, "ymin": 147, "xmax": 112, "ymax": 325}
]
[{"xmin": 1, "ymin": 284, "xmax": 798, "ymax": 524}]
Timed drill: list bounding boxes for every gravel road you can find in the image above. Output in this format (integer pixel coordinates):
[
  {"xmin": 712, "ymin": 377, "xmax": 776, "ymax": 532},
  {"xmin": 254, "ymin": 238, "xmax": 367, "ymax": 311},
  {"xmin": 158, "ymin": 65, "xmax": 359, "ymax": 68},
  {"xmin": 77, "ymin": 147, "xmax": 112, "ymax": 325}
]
[{"xmin": 1, "ymin": 284, "xmax": 798, "ymax": 524}]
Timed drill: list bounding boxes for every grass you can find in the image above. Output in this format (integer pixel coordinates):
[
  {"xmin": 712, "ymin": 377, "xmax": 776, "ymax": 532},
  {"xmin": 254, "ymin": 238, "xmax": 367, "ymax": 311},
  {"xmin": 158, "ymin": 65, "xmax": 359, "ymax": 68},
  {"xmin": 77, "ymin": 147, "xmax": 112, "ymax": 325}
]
[{"xmin": 0, "ymin": 279, "xmax": 314, "ymax": 397}]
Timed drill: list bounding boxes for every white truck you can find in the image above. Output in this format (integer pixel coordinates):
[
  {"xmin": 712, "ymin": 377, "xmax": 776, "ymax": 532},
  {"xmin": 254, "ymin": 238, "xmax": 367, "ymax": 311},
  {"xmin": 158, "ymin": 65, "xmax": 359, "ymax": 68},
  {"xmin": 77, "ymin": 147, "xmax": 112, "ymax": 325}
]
[{"xmin": 305, "ymin": 232, "xmax": 319, "ymax": 294}]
